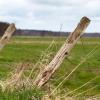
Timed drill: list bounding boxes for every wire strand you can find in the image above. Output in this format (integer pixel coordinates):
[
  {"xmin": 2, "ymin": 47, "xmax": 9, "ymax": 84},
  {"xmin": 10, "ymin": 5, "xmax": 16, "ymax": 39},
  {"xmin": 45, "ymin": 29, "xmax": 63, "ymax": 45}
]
[
  {"xmin": 65, "ymin": 76, "xmax": 100, "ymax": 96},
  {"xmin": 49, "ymin": 45, "xmax": 99, "ymax": 96},
  {"xmin": 72, "ymin": 85, "xmax": 99, "ymax": 98}
]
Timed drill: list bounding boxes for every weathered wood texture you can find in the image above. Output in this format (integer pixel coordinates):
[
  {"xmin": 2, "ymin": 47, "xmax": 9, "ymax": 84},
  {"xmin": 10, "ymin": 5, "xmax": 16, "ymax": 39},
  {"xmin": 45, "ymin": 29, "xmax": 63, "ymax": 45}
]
[
  {"xmin": 34, "ymin": 17, "xmax": 91, "ymax": 87},
  {"xmin": 0, "ymin": 23, "xmax": 16, "ymax": 50}
]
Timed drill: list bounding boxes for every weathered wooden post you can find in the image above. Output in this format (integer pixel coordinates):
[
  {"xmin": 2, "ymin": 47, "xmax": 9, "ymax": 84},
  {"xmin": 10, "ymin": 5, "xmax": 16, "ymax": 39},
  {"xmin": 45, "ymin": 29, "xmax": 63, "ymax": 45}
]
[
  {"xmin": 0, "ymin": 23, "xmax": 16, "ymax": 50},
  {"xmin": 34, "ymin": 17, "xmax": 91, "ymax": 87}
]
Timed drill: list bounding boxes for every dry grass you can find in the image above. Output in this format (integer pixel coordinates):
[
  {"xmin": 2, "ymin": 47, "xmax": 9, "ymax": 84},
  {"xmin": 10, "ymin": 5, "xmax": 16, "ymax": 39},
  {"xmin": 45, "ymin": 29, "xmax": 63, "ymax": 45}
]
[
  {"xmin": 0, "ymin": 38, "xmax": 99, "ymax": 100},
  {"xmin": 0, "ymin": 40, "xmax": 56, "ymax": 92}
]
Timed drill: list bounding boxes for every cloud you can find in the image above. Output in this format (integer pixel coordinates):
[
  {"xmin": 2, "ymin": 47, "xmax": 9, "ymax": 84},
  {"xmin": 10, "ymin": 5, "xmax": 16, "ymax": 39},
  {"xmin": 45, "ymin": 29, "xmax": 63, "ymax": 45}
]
[{"xmin": 0, "ymin": 0, "xmax": 100, "ymax": 32}]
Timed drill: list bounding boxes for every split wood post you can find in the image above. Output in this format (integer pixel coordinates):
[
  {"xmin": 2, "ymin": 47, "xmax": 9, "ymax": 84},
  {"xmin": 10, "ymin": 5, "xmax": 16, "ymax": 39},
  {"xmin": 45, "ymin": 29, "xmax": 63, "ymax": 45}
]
[
  {"xmin": 34, "ymin": 17, "xmax": 91, "ymax": 87},
  {"xmin": 0, "ymin": 23, "xmax": 16, "ymax": 50}
]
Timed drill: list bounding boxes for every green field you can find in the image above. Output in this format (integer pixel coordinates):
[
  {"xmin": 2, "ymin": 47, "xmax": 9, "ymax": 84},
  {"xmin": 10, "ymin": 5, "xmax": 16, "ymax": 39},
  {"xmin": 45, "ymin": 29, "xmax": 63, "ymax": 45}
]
[{"xmin": 0, "ymin": 36, "xmax": 100, "ymax": 100}]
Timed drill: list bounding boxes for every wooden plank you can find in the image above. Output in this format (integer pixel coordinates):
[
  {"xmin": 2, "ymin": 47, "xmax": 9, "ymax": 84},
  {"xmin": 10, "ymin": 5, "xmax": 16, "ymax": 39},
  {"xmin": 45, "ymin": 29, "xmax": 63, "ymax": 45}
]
[
  {"xmin": 0, "ymin": 23, "xmax": 16, "ymax": 50},
  {"xmin": 34, "ymin": 17, "xmax": 91, "ymax": 87}
]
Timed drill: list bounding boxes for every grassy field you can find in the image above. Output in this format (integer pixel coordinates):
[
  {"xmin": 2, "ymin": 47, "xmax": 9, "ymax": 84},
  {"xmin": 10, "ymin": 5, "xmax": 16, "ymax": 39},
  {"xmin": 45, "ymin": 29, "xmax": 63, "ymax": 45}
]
[{"xmin": 0, "ymin": 36, "xmax": 100, "ymax": 100}]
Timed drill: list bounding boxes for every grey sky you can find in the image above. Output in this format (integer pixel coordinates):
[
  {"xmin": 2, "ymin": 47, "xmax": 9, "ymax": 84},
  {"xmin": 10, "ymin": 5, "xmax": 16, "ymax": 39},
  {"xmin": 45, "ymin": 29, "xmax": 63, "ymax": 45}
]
[{"xmin": 0, "ymin": 0, "xmax": 100, "ymax": 32}]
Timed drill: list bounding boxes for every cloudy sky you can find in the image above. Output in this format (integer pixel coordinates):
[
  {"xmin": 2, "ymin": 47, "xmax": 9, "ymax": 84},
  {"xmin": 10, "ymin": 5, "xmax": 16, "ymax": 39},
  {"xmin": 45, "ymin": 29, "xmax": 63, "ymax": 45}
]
[{"xmin": 0, "ymin": 0, "xmax": 100, "ymax": 32}]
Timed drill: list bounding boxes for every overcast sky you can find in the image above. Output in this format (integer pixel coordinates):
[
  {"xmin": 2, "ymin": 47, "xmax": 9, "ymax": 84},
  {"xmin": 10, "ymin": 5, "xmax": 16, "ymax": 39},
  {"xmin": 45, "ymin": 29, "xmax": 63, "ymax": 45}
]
[{"xmin": 0, "ymin": 0, "xmax": 100, "ymax": 32}]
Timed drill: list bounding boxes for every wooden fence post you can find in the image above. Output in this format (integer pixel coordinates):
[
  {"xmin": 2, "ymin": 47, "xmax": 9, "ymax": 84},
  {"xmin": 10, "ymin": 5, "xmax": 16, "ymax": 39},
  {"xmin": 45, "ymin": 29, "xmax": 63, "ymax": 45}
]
[
  {"xmin": 34, "ymin": 17, "xmax": 91, "ymax": 87},
  {"xmin": 0, "ymin": 23, "xmax": 16, "ymax": 50}
]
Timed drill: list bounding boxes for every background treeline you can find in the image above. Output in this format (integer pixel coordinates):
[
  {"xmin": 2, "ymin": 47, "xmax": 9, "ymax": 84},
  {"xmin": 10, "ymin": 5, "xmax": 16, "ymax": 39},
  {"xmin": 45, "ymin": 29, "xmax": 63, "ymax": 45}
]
[{"xmin": 0, "ymin": 22, "xmax": 100, "ymax": 37}]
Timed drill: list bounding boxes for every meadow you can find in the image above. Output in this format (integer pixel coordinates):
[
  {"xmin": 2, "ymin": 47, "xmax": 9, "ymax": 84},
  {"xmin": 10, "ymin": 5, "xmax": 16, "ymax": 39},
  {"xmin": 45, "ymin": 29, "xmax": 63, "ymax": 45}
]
[{"xmin": 0, "ymin": 36, "xmax": 100, "ymax": 100}]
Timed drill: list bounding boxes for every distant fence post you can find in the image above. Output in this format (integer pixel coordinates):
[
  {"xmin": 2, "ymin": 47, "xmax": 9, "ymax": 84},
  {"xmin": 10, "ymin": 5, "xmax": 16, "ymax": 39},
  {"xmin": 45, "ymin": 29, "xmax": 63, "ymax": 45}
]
[
  {"xmin": 0, "ymin": 23, "xmax": 16, "ymax": 50},
  {"xmin": 34, "ymin": 17, "xmax": 91, "ymax": 87}
]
